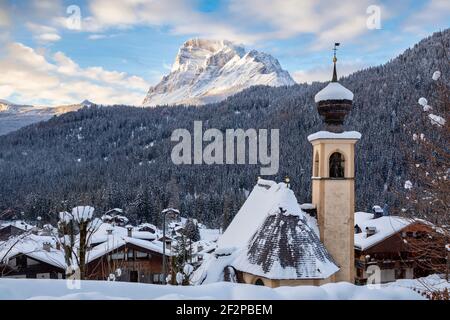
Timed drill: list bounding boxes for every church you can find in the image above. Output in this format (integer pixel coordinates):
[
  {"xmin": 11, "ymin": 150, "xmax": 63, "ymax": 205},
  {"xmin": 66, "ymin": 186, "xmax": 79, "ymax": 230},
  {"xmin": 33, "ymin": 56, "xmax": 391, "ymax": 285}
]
[{"xmin": 193, "ymin": 48, "xmax": 362, "ymax": 287}]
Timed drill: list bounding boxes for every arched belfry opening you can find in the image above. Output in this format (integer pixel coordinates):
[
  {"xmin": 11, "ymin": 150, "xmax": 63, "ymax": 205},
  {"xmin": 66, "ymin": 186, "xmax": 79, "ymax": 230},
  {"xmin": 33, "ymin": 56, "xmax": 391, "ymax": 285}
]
[
  {"xmin": 254, "ymin": 278, "xmax": 264, "ymax": 286},
  {"xmin": 329, "ymin": 152, "xmax": 345, "ymax": 178},
  {"xmin": 314, "ymin": 152, "xmax": 319, "ymax": 177}
]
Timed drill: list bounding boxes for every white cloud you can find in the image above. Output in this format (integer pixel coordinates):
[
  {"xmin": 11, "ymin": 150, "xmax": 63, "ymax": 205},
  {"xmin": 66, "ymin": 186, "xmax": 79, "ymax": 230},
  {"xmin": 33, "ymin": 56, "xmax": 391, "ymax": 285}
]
[
  {"xmin": 36, "ymin": 33, "xmax": 61, "ymax": 42},
  {"xmin": 70, "ymin": 0, "xmax": 386, "ymax": 48},
  {"xmin": 403, "ymin": 0, "xmax": 450, "ymax": 34},
  {"xmin": 79, "ymin": 0, "xmax": 259, "ymax": 42},
  {"xmin": 26, "ymin": 22, "xmax": 62, "ymax": 43},
  {"xmin": 229, "ymin": 0, "xmax": 384, "ymax": 49},
  {"xmin": 293, "ymin": 61, "xmax": 368, "ymax": 83},
  {"xmin": 0, "ymin": 42, "xmax": 150, "ymax": 106}
]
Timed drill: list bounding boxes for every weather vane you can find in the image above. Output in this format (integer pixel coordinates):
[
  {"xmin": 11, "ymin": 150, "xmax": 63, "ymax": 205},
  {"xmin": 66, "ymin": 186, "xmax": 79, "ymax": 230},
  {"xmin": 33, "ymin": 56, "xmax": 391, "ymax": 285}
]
[{"xmin": 333, "ymin": 43, "xmax": 340, "ymax": 63}]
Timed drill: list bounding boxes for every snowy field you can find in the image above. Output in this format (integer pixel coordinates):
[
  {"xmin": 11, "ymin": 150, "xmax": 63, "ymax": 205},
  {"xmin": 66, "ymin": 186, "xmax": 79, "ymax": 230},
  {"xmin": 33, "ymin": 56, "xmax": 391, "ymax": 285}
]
[{"xmin": 0, "ymin": 278, "xmax": 439, "ymax": 300}]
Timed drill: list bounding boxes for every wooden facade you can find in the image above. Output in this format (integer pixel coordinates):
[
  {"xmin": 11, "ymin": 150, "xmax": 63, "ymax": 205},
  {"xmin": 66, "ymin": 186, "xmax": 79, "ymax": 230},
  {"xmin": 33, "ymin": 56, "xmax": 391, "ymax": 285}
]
[
  {"xmin": 87, "ymin": 243, "xmax": 169, "ymax": 284},
  {"xmin": 354, "ymin": 222, "xmax": 439, "ymax": 284},
  {"xmin": 0, "ymin": 225, "xmax": 27, "ymax": 241},
  {"xmin": 0, "ymin": 254, "xmax": 65, "ymax": 279}
]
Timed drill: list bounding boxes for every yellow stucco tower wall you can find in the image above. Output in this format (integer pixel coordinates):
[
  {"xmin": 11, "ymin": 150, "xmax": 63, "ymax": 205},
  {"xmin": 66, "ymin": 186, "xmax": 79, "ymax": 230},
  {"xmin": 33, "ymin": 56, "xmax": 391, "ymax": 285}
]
[{"xmin": 310, "ymin": 136, "xmax": 359, "ymax": 283}]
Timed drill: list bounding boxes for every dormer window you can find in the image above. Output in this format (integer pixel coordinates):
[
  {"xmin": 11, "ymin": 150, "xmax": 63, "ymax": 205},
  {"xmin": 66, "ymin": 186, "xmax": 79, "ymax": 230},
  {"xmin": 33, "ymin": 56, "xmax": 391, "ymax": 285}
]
[{"xmin": 329, "ymin": 152, "xmax": 345, "ymax": 178}]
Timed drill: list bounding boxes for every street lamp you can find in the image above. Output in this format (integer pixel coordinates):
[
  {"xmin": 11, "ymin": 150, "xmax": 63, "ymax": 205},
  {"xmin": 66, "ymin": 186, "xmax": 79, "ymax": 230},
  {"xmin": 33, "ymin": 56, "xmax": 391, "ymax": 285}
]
[{"xmin": 161, "ymin": 207, "xmax": 179, "ymax": 284}]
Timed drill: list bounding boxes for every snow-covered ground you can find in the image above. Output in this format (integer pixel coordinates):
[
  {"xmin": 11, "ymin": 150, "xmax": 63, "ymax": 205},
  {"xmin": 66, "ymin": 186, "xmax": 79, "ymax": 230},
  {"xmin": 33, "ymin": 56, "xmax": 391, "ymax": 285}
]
[
  {"xmin": 385, "ymin": 274, "xmax": 449, "ymax": 293},
  {"xmin": 1, "ymin": 277, "xmax": 441, "ymax": 300}
]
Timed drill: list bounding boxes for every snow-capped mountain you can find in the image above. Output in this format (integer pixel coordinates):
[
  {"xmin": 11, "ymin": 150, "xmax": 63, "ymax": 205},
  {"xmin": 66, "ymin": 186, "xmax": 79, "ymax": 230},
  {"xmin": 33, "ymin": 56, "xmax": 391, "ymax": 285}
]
[
  {"xmin": 142, "ymin": 39, "xmax": 295, "ymax": 106},
  {"xmin": 0, "ymin": 100, "xmax": 94, "ymax": 135}
]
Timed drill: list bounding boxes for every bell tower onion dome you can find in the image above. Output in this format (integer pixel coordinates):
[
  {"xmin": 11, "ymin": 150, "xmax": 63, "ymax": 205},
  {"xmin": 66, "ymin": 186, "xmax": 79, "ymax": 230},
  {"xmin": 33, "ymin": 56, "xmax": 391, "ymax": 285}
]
[{"xmin": 314, "ymin": 44, "xmax": 353, "ymax": 128}]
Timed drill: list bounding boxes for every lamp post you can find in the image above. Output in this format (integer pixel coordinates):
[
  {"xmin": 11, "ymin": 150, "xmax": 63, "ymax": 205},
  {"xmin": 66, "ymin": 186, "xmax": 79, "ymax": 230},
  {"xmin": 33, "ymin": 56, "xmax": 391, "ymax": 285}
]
[{"xmin": 161, "ymin": 208, "xmax": 179, "ymax": 284}]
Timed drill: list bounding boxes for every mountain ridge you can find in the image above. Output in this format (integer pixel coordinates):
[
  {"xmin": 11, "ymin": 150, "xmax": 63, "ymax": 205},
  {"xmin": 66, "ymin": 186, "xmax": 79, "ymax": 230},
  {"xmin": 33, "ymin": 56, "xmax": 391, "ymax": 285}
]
[{"xmin": 0, "ymin": 100, "xmax": 95, "ymax": 135}]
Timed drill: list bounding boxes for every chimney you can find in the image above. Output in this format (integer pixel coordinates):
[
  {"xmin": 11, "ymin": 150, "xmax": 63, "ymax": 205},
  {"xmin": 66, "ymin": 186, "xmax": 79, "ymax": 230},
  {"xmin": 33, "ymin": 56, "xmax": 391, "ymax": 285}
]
[
  {"xmin": 366, "ymin": 226, "xmax": 377, "ymax": 237},
  {"xmin": 43, "ymin": 242, "xmax": 51, "ymax": 252},
  {"xmin": 372, "ymin": 205, "xmax": 383, "ymax": 219},
  {"xmin": 106, "ymin": 227, "xmax": 113, "ymax": 235},
  {"xmin": 126, "ymin": 226, "xmax": 133, "ymax": 238},
  {"xmin": 56, "ymin": 242, "xmax": 61, "ymax": 250}
]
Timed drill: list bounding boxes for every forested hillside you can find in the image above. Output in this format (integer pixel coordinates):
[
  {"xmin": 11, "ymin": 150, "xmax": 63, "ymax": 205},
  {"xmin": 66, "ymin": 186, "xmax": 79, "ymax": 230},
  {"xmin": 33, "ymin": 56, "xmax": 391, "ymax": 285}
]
[{"xmin": 0, "ymin": 30, "xmax": 448, "ymax": 227}]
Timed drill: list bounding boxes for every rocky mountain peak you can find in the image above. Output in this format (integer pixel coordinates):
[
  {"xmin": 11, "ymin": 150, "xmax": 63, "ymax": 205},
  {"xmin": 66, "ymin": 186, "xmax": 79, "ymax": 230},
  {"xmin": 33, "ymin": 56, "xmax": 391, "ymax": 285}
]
[{"xmin": 143, "ymin": 39, "xmax": 295, "ymax": 107}]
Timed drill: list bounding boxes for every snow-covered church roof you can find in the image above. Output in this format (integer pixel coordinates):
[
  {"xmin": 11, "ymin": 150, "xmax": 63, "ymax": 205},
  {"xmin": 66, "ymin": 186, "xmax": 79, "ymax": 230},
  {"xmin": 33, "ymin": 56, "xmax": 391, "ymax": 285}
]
[
  {"xmin": 232, "ymin": 207, "xmax": 339, "ymax": 280},
  {"xmin": 194, "ymin": 179, "xmax": 337, "ymax": 283},
  {"xmin": 217, "ymin": 179, "xmax": 303, "ymax": 250},
  {"xmin": 314, "ymin": 82, "xmax": 354, "ymax": 103},
  {"xmin": 314, "ymin": 57, "xmax": 354, "ymax": 103}
]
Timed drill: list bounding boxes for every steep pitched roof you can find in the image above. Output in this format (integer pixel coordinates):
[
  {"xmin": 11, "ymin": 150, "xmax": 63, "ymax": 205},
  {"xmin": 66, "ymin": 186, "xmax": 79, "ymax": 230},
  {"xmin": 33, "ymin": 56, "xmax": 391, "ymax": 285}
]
[
  {"xmin": 354, "ymin": 212, "xmax": 414, "ymax": 250},
  {"xmin": 86, "ymin": 236, "xmax": 172, "ymax": 263},
  {"xmin": 232, "ymin": 208, "xmax": 339, "ymax": 280},
  {"xmin": 217, "ymin": 179, "xmax": 300, "ymax": 250},
  {"xmin": 0, "ymin": 234, "xmax": 66, "ymax": 269}
]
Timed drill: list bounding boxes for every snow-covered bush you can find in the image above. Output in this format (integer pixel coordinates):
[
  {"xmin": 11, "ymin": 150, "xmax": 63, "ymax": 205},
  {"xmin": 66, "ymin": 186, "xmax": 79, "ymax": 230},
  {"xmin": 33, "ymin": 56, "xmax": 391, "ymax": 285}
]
[
  {"xmin": 418, "ymin": 97, "xmax": 428, "ymax": 107},
  {"xmin": 404, "ymin": 180, "xmax": 413, "ymax": 190},
  {"xmin": 72, "ymin": 206, "xmax": 94, "ymax": 223},
  {"xmin": 432, "ymin": 71, "xmax": 441, "ymax": 81},
  {"xmin": 183, "ymin": 264, "xmax": 194, "ymax": 276},
  {"xmin": 428, "ymin": 114, "xmax": 446, "ymax": 126},
  {"xmin": 176, "ymin": 272, "xmax": 184, "ymax": 285},
  {"xmin": 423, "ymin": 105, "xmax": 432, "ymax": 112}
]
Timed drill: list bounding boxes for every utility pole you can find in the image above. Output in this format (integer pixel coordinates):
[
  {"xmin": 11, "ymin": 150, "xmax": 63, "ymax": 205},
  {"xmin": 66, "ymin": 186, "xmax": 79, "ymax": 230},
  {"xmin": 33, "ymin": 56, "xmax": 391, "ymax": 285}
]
[{"xmin": 161, "ymin": 207, "xmax": 179, "ymax": 284}]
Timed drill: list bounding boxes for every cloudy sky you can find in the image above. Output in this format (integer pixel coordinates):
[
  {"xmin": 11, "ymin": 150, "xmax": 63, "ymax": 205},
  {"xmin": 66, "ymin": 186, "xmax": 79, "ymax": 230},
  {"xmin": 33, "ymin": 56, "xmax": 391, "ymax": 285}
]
[{"xmin": 0, "ymin": 0, "xmax": 449, "ymax": 106}]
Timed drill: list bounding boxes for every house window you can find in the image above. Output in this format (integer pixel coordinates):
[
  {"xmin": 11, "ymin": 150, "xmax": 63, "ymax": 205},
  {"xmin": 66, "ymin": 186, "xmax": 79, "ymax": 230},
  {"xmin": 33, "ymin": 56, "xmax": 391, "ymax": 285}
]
[
  {"xmin": 329, "ymin": 152, "xmax": 345, "ymax": 178},
  {"xmin": 152, "ymin": 273, "xmax": 164, "ymax": 284},
  {"xmin": 254, "ymin": 278, "xmax": 264, "ymax": 286}
]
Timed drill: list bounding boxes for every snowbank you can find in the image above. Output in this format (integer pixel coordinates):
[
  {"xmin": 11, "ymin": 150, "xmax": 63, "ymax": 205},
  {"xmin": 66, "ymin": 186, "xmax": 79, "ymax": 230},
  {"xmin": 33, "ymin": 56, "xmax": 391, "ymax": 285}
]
[
  {"xmin": 0, "ymin": 278, "xmax": 423, "ymax": 300},
  {"xmin": 386, "ymin": 274, "xmax": 449, "ymax": 293}
]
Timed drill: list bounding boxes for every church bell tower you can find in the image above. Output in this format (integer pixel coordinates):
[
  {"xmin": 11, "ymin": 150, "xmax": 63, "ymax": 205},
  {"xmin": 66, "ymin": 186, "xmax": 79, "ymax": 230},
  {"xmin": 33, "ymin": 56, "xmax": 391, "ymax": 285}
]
[{"xmin": 308, "ymin": 44, "xmax": 360, "ymax": 283}]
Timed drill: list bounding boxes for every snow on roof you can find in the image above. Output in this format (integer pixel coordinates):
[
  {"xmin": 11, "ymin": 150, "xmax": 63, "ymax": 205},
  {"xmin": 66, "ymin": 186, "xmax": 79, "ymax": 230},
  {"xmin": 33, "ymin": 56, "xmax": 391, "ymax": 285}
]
[
  {"xmin": 162, "ymin": 208, "xmax": 180, "ymax": 214},
  {"xmin": 199, "ymin": 228, "xmax": 220, "ymax": 242},
  {"xmin": 372, "ymin": 205, "xmax": 383, "ymax": 213},
  {"xmin": 137, "ymin": 223, "xmax": 157, "ymax": 231},
  {"xmin": 354, "ymin": 212, "xmax": 414, "ymax": 250},
  {"xmin": 307, "ymin": 130, "xmax": 361, "ymax": 142},
  {"xmin": 0, "ymin": 234, "xmax": 66, "ymax": 269},
  {"xmin": 217, "ymin": 179, "xmax": 304, "ymax": 250},
  {"xmin": 314, "ymin": 82, "xmax": 354, "ymax": 103},
  {"xmin": 105, "ymin": 208, "xmax": 123, "ymax": 214},
  {"xmin": 86, "ymin": 235, "xmax": 171, "ymax": 263},
  {"xmin": 232, "ymin": 210, "xmax": 339, "ymax": 280},
  {"xmin": 0, "ymin": 220, "xmax": 35, "ymax": 231},
  {"xmin": 90, "ymin": 223, "xmax": 156, "ymax": 244},
  {"xmin": 193, "ymin": 240, "xmax": 217, "ymax": 255},
  {"xmin": 191, "ymin": 249, "xmax": 241, "ymax": 285},
  {"xmin": 299, "ymin": 203, "xmax": 315, "ymax": 210}
]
